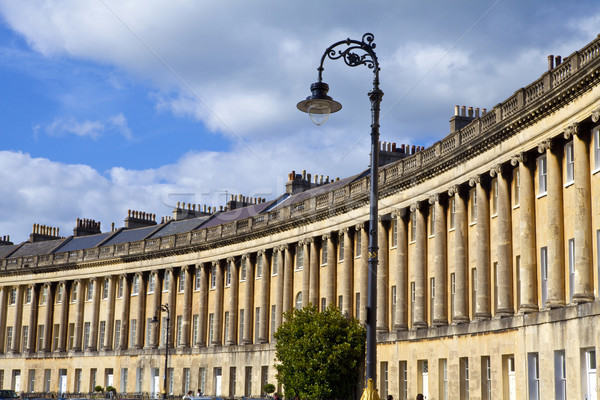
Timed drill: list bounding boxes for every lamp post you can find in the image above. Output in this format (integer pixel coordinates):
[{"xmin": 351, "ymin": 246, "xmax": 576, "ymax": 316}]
[
  {"xmin": 152, "ymin": 304, "xmax": 170, "ymax": 400},
  {"xmin": 297, "ymin": 32, "xmax": 382, "ymax": 400}
]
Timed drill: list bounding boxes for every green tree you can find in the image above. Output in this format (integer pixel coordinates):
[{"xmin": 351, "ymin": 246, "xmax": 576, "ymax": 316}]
[{"xmin": 274, "ymin": 305, "xmax": 366, "ymax": 400}]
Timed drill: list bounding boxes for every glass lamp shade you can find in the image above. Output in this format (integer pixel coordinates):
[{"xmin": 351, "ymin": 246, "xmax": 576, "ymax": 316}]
[{"xmin": 297, "ymin": 81, "xmax": 342, "ymax": 126}]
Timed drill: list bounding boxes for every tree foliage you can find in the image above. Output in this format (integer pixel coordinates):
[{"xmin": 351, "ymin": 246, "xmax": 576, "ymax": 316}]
[{"xmin": 274, "ymin": 305, "xmax": 366, "ymax": 400}]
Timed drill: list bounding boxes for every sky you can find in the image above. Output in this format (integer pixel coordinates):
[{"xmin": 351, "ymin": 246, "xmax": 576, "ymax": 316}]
[{"xmin": 0, "ymin": 1, "xmax": 599, "ymax": 243}]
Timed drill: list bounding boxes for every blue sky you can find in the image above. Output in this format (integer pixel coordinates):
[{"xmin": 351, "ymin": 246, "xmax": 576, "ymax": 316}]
[{"xmin": 0, "ymin": 1, "xmax": 599, "ymax": 242}]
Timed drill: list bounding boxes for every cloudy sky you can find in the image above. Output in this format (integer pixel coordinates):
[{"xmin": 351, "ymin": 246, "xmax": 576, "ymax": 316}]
[{"xmin": 0, "ymin": 1, "xmax": 599, "ymax": 243}]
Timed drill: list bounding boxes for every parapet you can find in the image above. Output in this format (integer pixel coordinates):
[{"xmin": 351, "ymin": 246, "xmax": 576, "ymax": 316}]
[
  {"xmin": 124, "ymin": 209, "xmax": 157, "ymax": 229},
  {"xmin": 73, "ymin": 218, "xmax": 101, "ymax": 237},
  {"xmin": 29, "ymin": 224, "xmax": 62, "ymax": 243}
]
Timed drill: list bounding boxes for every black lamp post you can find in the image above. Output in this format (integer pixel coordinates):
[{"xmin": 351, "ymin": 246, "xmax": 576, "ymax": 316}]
[
  {"xmin": 297, "ymin": 33, "xmax": 382, "ymax": 399},
  {"xmin": 152, "ymin": 304, "xmax": 170, "ymax": 400}
]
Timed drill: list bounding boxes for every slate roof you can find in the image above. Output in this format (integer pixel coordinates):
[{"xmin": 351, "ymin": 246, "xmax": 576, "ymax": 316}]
[
  {"xmin": 54, "ymin": 232, "xmax": 114, "ymax": 253},
  {"xmin": 8, "ymin": 239, "xmax": 66, "ymax": 258},
  {"xmin": 149, "ymin": 217, "xmax": 211, "ymax": 239},
  {"xmin": 102, "ymin": 225, "xmax": 161, "ymax": 246}
]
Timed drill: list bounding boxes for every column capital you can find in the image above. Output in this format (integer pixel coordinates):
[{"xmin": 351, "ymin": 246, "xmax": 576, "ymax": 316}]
[
  {"xmin": 181, "ymin": 265, "xmax": 190, "ymax": 272},
  {"xmin": 428, "ymin": 193, "xmax": 439, "ymax": 204},
  {"xmin": 468, "ymin": 175, "xmax": 481, "ymax": 187},
  {"xmin": 211, "ymin": 260, "xmax": 219, "ymax": 267},
  {"xmin": 322, "ymin": 233, "xmax": 331, "ymax": 241},
  {"xmin": 305, "ymin": 237, "xmax": 315, "ymax": 244},
  {"xmin": 341, "ymin": 226, "xmax": 352, "ymax": 235},
  {"xmin": 447, "ymin": 184, "xmax": 462, "ymax": 197},
  {"xmin": 279, "ymin": 244, "xmax": 288, "ymax": 252},
  {"xmin": 226, "ymin": 256, "xmax": 235, "ymax": 263},
  {"xmin": 489, "ymin": 163, "xmax": 507, "ymax": 178},
  {"xmin": 134, "ymin": 271, "xmax": 143, "ymax": 279},
  {"xmin": 355, "ymin": 221, "xmax": 367, "ymax": 231},
  {"xmin": 510, "ymin": 152, "xmax": 528, "ymax": 166},
  {"xmin": 592, "ymin": 108, "xmax": 600, "ymax": 123},
  {"xmin": 563, "ymin": 122, "xmax": 580, "ymax": 139},
  {"xmin": 242, "ymin": 253, "xmax": 251, "ymax": 260},
  {"xmin": 409, "ymin": 201, "xmax": 423, "ymax": 212},
  {"xmin": 537, "ymin": 138, "xmax": 553, "ymax": 153}
]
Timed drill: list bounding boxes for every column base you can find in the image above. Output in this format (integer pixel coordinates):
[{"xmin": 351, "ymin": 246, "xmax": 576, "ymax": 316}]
[
  {"xmin": 452, "ymin": 315, "xmax": 470, "ymax": 324},
  {"xmin": 376, "ymin": 327, "xmax": 389, "ymax": 333},
  {"xmin": 495, "ymin": 308, "xmax": 515, "ymax": 317},
  {"xmin": 393, "ymin": 324, "xmax": 408, "ymax": 332},
  {"xmin": 474, "ymin": 313, "xmax": 491, "ymax": 321},
  {"xmin": 573, "ymin": 293, "xmax": 594, "ymax": 303},
  {"xmin": 433, "ymin": 318, "xmax": 448, "ymax": 326},
  {"xmin": 413, "ymin": 321, "xmax": 428, "ymax": 329},
  {"xmin": 518, "ymin": 304, "xmax": 538, "ymax": 314},
  {"xmin": 546, "ymin": 300, "xmax": 566, "ymax": 309}
]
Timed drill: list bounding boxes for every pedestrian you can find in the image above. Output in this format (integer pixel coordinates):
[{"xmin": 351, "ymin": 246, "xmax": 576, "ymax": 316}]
[
  {"xmin": 273, "ymin": 393, "xmax": 281, "ymax": 400},
  {"xmin": 416, "ymin": 394, "xmax": 424, "ymax": 400},
  {"xmin": 183, "ymin": 390, "xmax": 193, "ymax": 399},
  {"xmin": 387, "ymin": 395, "xmax": 393, "ymax": 400},
  {"xmin": 196, "ymin": 388, "xmax": 203, "ymax": 396}
]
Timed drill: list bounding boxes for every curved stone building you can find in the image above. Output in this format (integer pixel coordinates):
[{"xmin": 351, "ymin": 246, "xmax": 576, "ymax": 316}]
[{"xmin": 2, "ymin": 35, "xmax": 600, "ymax": 400}]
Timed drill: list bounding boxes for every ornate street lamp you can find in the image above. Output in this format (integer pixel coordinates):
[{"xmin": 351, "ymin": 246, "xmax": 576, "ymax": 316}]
[
  {"xmin": 297, "ymin": 32, "xmax": 382, "ymax": 400},
  {"xmin": 152, "ymin": 304, "xmax": 170, "ymax": 400}
]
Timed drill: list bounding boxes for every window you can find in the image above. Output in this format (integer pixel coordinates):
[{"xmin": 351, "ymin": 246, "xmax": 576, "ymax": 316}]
[
  {"xmin": 176, "ymin": 316, "xmax": 183, "ymax": 347},
  {"xmin": 208, "ymin": 313, "xmax": 214, "ymax": 345},
  {"xmin": 90, "ymin": 368, "xmax": 97, "ymax": 391},
  {"xmin": 391, "ymin": 286, "xmax": 397, "ymax": 326},
  {"xmin": 162, "ymin": 317, "xmax": 168, "ymax": 347},
  {"xmin": 243, "ymin": 367, "xmax": 251, "ymax": 397},
  {"xmin": 569, "ymin": 238, "xmax": 575, "ymax": 303},
  {"xmin": 541, "ymin": 247, "xmax": 548, "ymax": 308},
  {"xmin": 296, "ymin": 245, "xmax": 304, "ymax": 270},
  {"xmin": 255, "ymin": 307, "xmax": 260, "ymax": 343},
  {"xmin": 270, "ymin": 305, "xmax": 276, "ymax": 341},
  {"xmin": 183, "ymin": 368, "xmax": 191, "ymax": 394},
  {"xmin": 135, "ymin": 367, "xmax": 143, "ymax": 393},
  {"xmin": 419, "ymin": 360, "xmax": 429, "ymax": 399},
  {"xmin": 321, "ymin": 297, "xmax": 326, "ymax": 312},
  {"xmin": 43, "ymin": 369, "xmax": 51, "ymax": 392},
  {"xmin": 83, "ymin": 322, "xmax": 91, "ymax": 349},
  {"xmin": 6, "ymin": 326, "xmax": 12, "ymax": 351},
  {"xmin": 594, "ymin": 126, "xmax": 600, "ymax": 170},
  {"xmin": 99, "ymin": 321, "xmax": 106, "ymax": 350},
  {"xmin": 130, "ymin": 319, "xmax": 137, "ymax": 348},
  {"xmin": 86, "ymin": 281, "xmax": 93, "ymax": 301},
  {"xmin": 321, "ymin": 239, "xmax": 328, "ymax": 265},
  {"xmin": 355, "ymin": 293, "xmax": 360, "ymax": 320},
  {"xmin": 554, "ymin": 350, "xmax": 566, "ymax": 400},
  {"xmin": 472, "ymin": 269, "xmax": 477, "ymax": 317},
  {"xmin": 74, "ymin": 369, "xmax": 82, "ymax": 393},
  {"xmin": 338, "ymin": 234, "xmax": 344, "ymax": 261},
  {"xmin": 565, "ymin": 140, "xmax": 574, "ymax": 185},
  {"xmin": 195, "ymin": 268, "xmax": 201, "ymax": 290},
  {"xmin": 239, "ymin": 310, "xmax": 245, "ymax": 343},
  {"xmin": 356, "ymin": 232, "xmax": 362, "ymax": 257},
  {"xmin": 338, "ymin": 295, "xmax": 343, "ymax": 310},
  {"xmin": 272, "ymin": 252, "xmax": 279, "ymax": 275},
  {"xmin": 224, "ymin": 311, "xmax": 229, "ymax": 343},
  {"xmin": 72, "ymin": 282, "xmax": 79, "ymax": 301},
  {"xmin": 528, "ymin": 353, "xmax": 540, "ymax": 400},
  {"xmin": 513, "ymin": 168, "xmax": 520, "ymax": 206},
  {"xmin": 257, "ymin": 255, "xmax": 263, "ymax": 278},
  {"xmin": 25, "ymin": 287, "xmax": 32, "ymax": 304},
  {"xmin": 380, "ymin": 361, "xmax": 388, "ymax": 399},
  {"xmin": 392, "ymin": 218, "xmax": 398, "ymax": 247},
  {"xmin": 516, "ymin": 256, "xmax": 521, "ymax": 309},
  {"xmin": 56, "ymin": 285, "xmax": 63, "ymax": 303},
  {"xmin": 460, "ymin": 357, "xmax": 469, "ymax": 400},
  {"xmin": 538, "ymin": 154, "xmax": 547, "ymax": 195},
  {"xmin": 210, "ymin": 265, "xmax": 217, "ymax": 289},
  {"xmin": 411, "ymin": 212, "xmax": 417, "ymax": 241},
  {"xmin": 120, "ymin": 368, "xmax": 127, "ymax": 394},
  {"xmin": 22, "ymin": 326, "xmax": 28, "ymax": 353},
  {"xmin": 148, "ymin": 274, "xmax": 155, "ymax": 293},
  {"xmin": 163, "ymin": 271, "xmax": 171, "ymax": 292},
  {"xmin": 9, "ymin": 288, "xmax": 16, "ymax": 305},
  {"xmin": 102, "ymin": 279, "xmax": 109, "ymax": 300},
  {"xmin": 295, "ymin": 293, "xmax": 302, "ymax": 310},
  {"xmin": 492, "ymin": 178, "xmax": 498, "ymax": 216},
  {"xmin": 411, "ymin": 282, "xmax": 416, "ymax": 325},
  {"xmin": 117, "ymin": 278, "xmax": 123, "ymax": 298},
  {"xmin": 229, "ymin": 366, "xmax": 236, "ymax": 396},
  {"xmin": 493, "ymin": 262, "xmax": 498, "ymax": 312},
  {"xmin": 114, "ymin": 320, "xmax": 121, "ymax": 349},
  {"xmin": 399, "ymin": 361, "xmax": 408, "ymax": 400},
  {"xmin": 146, "ymin": 318, "xmax": 152, "ymax": 347},
  {"xmin": 430, "ymin": 204, "xmax": 436, "ymax": 236},
  {"xmin": 583, "ymin": 348, "xmax": 597, "ymax": 400},
  {"xmin": 193, "ymin": 315, "xmax": 199, "ymax": 346},
  {"xmin": 52, "ymin": 323, "xmax": 59, "ymax": 351},
  {"xmin": 168, "ymin": 368, "xmax": 174, "ymax": 395},
  {"xmin": 179, "ymin": 270, "xmax": 186, "ymax": 292},
  {"xmin": 450, "ymin": 273, "xmax": 456, "ymax": 322},
  {"xmin": 131, "ymin": 274, "xmax": 140, "ymax": 296},
  {"xmin": 199, "ymin": 368, "xmax": 206, "ymax": 395},
  {"xmin": 37, "ymin": 325, "xmax": 44, "ymax": 351},
  {"xmin": 598, "ymin": 230, "xmax": 600, "ymax": 298},
  {"xmin": 241, "ymin": 258, "xmax": 247, "ymax": 281},
  {"xmin": 482, "ymin": 356, "xmax": 491, "ymax": 400},
  {"xmin": 430, "ymin": 277, "xmax": 435, "ymax": 323},
  {"xmin": 440, "ymin": 359, "xmax": 448, "ymax": 400},
  {"xmin": 449, "ymin": 196, "xmax": 456, "ymax": 229},
  {"xmin": 470, "ymin": 189, "xmax": 477, "ymax": 223}
]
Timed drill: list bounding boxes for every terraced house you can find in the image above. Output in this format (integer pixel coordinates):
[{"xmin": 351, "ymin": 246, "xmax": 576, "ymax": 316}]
[{"xmin": 2, "ymin": 34, "xmax": 600, "ymax": 400}]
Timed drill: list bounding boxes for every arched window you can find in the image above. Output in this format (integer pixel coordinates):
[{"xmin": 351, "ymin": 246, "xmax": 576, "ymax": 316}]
[{"xmin": 295, "ymin": 292, "xmax": 303, "ymax": 310}]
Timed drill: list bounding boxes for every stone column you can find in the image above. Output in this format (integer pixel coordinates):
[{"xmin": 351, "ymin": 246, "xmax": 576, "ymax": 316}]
[
  {"xmin": 342, "ymin": 228, "xmax": 353, "ymax": 315},
  {"xmin": 73, "ymin": 280, "xmax": 85, "ymax": 352},
  {"xmin": 26, "ymin": 284, "xmax": 40, "ymax": 353},
  {"xmin": 258, "ymin": 251, "xmax": 270, "ymax": 343},
  {"xmin": 213, "ymin": 261, "xmax": 224, "ymax": 345},
  {"xmin": 377, "ymin": 217, "xmax": 389, "ymax": 332},
  {"xmin": 511, "ymin": 153, "xmax": 538, "ymax": 313},
  {"xmin": 470, "ymin": 175, "xmax": 491, "ymax": 319},
  {"xmin": 359, "ymin": 222, "xmax": 369, "ymax": 324},
  {"xmin": 149, "ymin": 272, "xmax": 162, "ymax": 348},
  {"xmin": 197, "ymin": 265, "xmax": 208, "ymax": 347},
  {"xmin": 275, "ymin": 246, "xmax": 285, "ymax": 329},
  {"xmin": 541, "ymin": 140, "xmax": 566, "ymax": 307},
  {"xmin": 309, "ymin": 239, "xmax": 319, "ymax": 307},
  {"xmin": 326, "ymin": 233, "xmax": 336, "ymax": 307},
  {"xmin": 181, "ymin": 266, "xmax": 193, "ymax": 348},
  {"xmin": 89, "ymin": 278, "xmax": 101, "ymax": 350},
  {"xmin": 100, "ymin": 278, "xmax": 114, "ymax": 350},
  {"xmin": 566, "ymin": 124, "xmax": 594, "ymax": 302},
  {"xmin": 449, "ymin": 185, "xmax": 469, "ymax": 323},
  {"xmin": 491, "ymin": 164, "xmax": 514, "ymax": 316},
  {"xmin": 227, "ymin": 257, "xmax": 239, "ymax": 345},
  {"xmin": 166, "ymin": 269, "xmax": 177, "ymax": 348},
  {"xmin": 0, "ymin": 287, "xmax": 7, "ymax": 353},
  {"xmin": 119, "ymin": 274, "xmax": 131, "ymax": 350},
  {"xmin": 11, "ymin": 285, "xmax": 24, "ymax": 353},
  {"xmin": 393, "ymin": 210, "xmax": 409, "ymax": 331},
  {"xmin": 135, "ymin": 273, "xmax": 146, "ymax": 349},
  {"xmin": 57, "ymin": 281, "xmax": 71, "ymax": 351},
  {"xmin": 42, "ymin": 283, "xmax": 55, "ymax": 352},
  {"xmin": 302, "ymin": 240, "xmax": 310, "ymax": 308},
  {"xmin": 283, "ymin": 245, "xmax": 293, "ymax": 315},
  {"xmin": 431, "ymin": 194, "xmax": 448, "ymax": 325},
  {"xmin": 241, "ymin": 254, "xmax": 253, "ymax": 344},
  {"xmin": 412, "ymin": 202, "xmax": 428, "ymax": 328}
]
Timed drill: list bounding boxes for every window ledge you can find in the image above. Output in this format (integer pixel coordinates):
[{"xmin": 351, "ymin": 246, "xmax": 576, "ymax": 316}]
[
  {"xmin": 564, "ymin": 181, "xmax": 574, "ymax": 188},
  {"xmin": 536, "ymin": 192, "xmax": 547, "ymax": 199}
]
